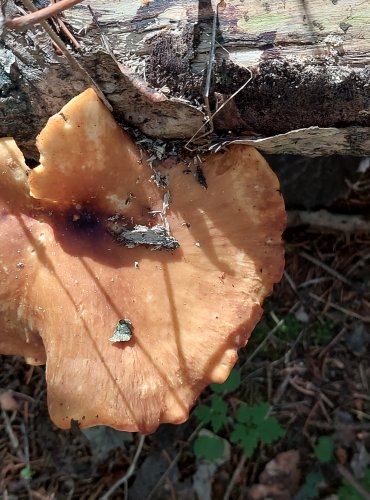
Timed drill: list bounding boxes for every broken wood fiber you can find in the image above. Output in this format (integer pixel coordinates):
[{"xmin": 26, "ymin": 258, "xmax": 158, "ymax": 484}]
[{"xmin": 1, "ymin": 0, "xmax": 369, "ymax": 156}]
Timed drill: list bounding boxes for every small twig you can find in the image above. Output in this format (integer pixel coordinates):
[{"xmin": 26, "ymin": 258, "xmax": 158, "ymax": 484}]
[
  {"xmin": 360, "ymin": 362, "xmax": 369, "ymax": 393},
  {"xmin": 185, "ymin": 8, "xmax": 217, "ymax": 148},
  {"xmin": 203, "ymin": 10, "xmax": 217, "ymax": 133},
  {"xmin": 307, "ymin": 420, "xmax": 370, "ymax": 431},
  {"xmin": 185, "ymin": 9, "xmax": 253, "ymax": 151},
  {"xmin": 318, "ymin": 397, "xmax": 332, "ymax": 421},
  {"xmin": 289, "ymin": 377, "xmax": 334, "ymax": 409},
  {"xmin": 87, "ymin": 4, "xmax": 113, "ymax": 55},
  {"xmin": 8, "ymin": 0, "xmax": 112, "ymax": 111},
  {"xmin": 145, "ymin": 451, "xmax": 182, "ymax": 500},
  {"xmin": 289, "ymin": 378, "xmax": 316, "ymax": 397},
  {"xmin": 283, "ymin": 270, "xmax": 311, "ymax": 315},
  {"xmin": 101, "ymin": 434, "xmax": 145, "ymax": 500},
  {"xmin": 283, "ymin": 270, "xmax": 301, "ymax": 299},
  {"xmin": 337, "ymin": 464, "xmax": 370, "ymax": 500},
  {"xmin": 288, "ymin": 209, "xmax": 370, "ymax": 234},
  {"xmin": 309, "ymin": 292, "xmax": 370, "ymax": 323},
  {"xmin": 20, "ymin": 422, "xmax": 30, "ymax": 465},
  {"xmin": 244, "ymin": 303, "xmax": 300, "ymax": 365},
  {"xmin": 2, "ymin": 409, "xmax": 25, "ymax": 461},
  {"xmin": 5, "ymin": 0, "xmax": 84, "ymax": 30},
  {"xmin": 30, "ymin": 490, "xmax": 54, "ymax": 500},
  {"xmin": 318, "ymin": 326, "xmax": 346, "ymax": 359},
  {"xmin": 353, "ymin": 392, "xmax": 370, "ymax": 402},
  {"xmin": 223, "ymin": 453, "xmax": 247, "ymax": 500},
  {"xmin": 303, "ymin": 400, "xmax": 321, "ymax": 437},
  {"xmin": 185, "ymin": 68, "xmax": 252, "ymax": 151},
  {"xmin": 300, "ymin": 251, "xmax": 359, "ymax": 291},
  {"xmin": 273, "ymin": 374, "xmax": 292, "ymax": 405},
  {"xmin": 298, "ymin": 277, "xmax": 332, "ymax": 289},
  {"xmin": 50, "ymin": 0, "xmax": 80, "ymax": 50},
  {"xmin": 19, "ymin": 420, "xmax": 33, "ymax": 496},
  {"xmin": 284, "ymin": 326, "xmax": 308, "ymax": 362},
  {"xmin": 3, "ymin": 390, "xmax": 36, "ymax": 404},
  {"xmin": 145, "ymin": 423, "xmax": 203, "ymax": 500}
]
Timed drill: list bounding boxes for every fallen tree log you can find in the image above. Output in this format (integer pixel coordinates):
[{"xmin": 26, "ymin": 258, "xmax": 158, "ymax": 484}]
[{"xmin": 1, "ymin": 0, "xmax": 369, "ymax": 158}]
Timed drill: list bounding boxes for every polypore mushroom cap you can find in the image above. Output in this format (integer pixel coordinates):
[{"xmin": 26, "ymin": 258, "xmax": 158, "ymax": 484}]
[
  {"xmin": 0, "ymin": 138, "xmax": 46, "ymax": 365},
  {"xmin": 0, "ymin": 89, "xmax": 285, "ymax": 433}
]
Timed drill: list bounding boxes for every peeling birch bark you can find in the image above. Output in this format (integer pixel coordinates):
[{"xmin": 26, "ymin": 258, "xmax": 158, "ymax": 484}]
[
  {"xmin": 0, "ymin": 0, "xmax": 369, "ymax": 158},
  {"xmin": 212, "ymin": 127, "xmax": 370, "ymax": 157}
]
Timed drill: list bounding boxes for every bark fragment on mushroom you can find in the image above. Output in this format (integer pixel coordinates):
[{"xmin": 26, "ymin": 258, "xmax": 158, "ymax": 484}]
[{"xmin": 0, "ymin": 89, "xmax": 286, "ymax": 433}]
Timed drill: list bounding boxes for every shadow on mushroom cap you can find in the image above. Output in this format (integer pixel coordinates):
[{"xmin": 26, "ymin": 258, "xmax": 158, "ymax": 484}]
[{"xmin": 0, "ymin": 89, "xmax": 285, "ymax": 433}]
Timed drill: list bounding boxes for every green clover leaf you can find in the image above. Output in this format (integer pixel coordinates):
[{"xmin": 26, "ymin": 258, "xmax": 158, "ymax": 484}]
[{"xmin": 193, "ymin": 435, "xmax": 227, "ymax": 461}]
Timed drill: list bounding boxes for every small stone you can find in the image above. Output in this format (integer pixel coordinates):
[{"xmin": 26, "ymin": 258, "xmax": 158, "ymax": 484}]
[{"xmin": 0, "ymin": 390, "xmax": 19, "ymax": 411}]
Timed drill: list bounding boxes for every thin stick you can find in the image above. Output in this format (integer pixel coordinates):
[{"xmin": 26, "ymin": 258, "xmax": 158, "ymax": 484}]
[
  {"xmin": 300, "ymin": 251, "xmax": 359, "ymax": 291},
  {"xmin": 5, "ymin": 0, "xmax": 84, "ymax": 30},
  {"xmin": 244, "ymin": 303, "xmax": 300, "ymax": 365},
  {"xmin": 289, "ymin": 378, "xmax": 315, "ymax": 397},
  {"xmin": 1, "ymin": 409, "xmax": 25, "ymax": 461},
  {"xmin": 51, "ymin": 0, "xmax": 80, "ymax": 50},
  {"xmin": 203, "ymin": 10, "xmax": 217, "ymax": 133},
  {"xmin": 288, "ymin": 209, "xmax": 370, "ymax": 234},
  {"xmin": 318, "ymin": 326, "xmax": 346, "ymax": 359},
  {"xmin": 87, "ymin": 4, "xmax": 113, "ymax": 55},
  {"xmin": 185, "ymin": 11, "xmax": 253, "ymax": 151},
  {"xmin": 273, "ymin": 374, "xmax": 292, "ymax": 405},
  {"xmin": 223, "ymin": 453, "xmax": 247, "ymax": 500},
  {"xmin": 337, "ymin": 464, "xmax": 370, "ymax": 500},
  {"xmin": 101, "ymin": 434, "xmax": 145, "ymax": 500},
  {"xmin": 145, "ymin": 423, "xmax": 203, "ymax": 500},
  {"xmin": 16, "ymin": 0, "xmax": 112, "ymax": 111},
  {"xmin": 298, "ymin": 277, "xmax": 332, "ymax": 289},
  {"xmin": 20, "ymin": 422, "xmax": 30, "ymax": 465},
  {"xmin": 283, "ymin": 270, "xmax": 300, "ymax": 297},
  {"xmin": 307, "ymin": 420, "xmax": 370, "ymax": 431},
  {"xmin": 309, "ymin": 292, "xmax": 370, "ymax": 323},
  {"xmin": 185, "ymin": 68, "xmax": 252, "ymax": 151},
  {"xmin": 283, "ymin": 270, "xmax": 310, "ymax": 311}
]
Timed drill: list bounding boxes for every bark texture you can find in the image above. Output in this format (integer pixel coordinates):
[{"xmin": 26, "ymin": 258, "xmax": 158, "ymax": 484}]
[{"xmin": 1, "ymin": 0, "xmax": 370, "ymax": 158}]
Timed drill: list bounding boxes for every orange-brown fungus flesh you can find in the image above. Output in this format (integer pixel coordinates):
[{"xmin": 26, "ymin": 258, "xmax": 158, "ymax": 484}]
[{"xmin": 0, "ymin": 89, "xmax": 286, "ymax": 433}]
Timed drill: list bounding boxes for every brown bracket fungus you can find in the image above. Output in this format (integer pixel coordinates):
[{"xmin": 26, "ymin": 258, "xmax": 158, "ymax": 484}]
[{"xmin": 0, "ymin": 89, "xmax": 286, "ymax": 433}]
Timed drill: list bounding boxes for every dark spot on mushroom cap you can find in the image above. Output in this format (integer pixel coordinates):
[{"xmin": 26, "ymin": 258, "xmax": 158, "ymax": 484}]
[{"xmin": 69, "ymin": 208, "xmax": 100, "ymax": 234}]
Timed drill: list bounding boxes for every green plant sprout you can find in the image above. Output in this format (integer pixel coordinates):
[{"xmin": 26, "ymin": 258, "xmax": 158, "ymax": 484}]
[
  {"xmin": 314, "ymin": 435, "xmax": 334, "ymax": 463},
  {"xmin": 295, "ymin": 471, "xmax": 325, "ymax": 500},
  {"xmin": 193, "ymin": 434, "xmax": 228, "ymax": 461},
  {"xmin": 230, "ymin": 401, "xmax": 285, "ymax": 457},
  {"xmin": 20, "ymin": 467, "xmax": 33, "ymax": 480},
  {"xmin": 304, "ymin": 435, "xmax": 370, "ymax": 499},
  {"xmin": 193, "ymin": 368, "xmax": 240, "ymax": 433},
  {"xmin": 278, "ymin": 314, "xmax": 303, "ymax": 341},
  {"xmin": 311, "ymin": 321, "xmax": 333, "ymax": 346},
  {"xmin": 193, "ymin": 394, "xmax": 228, "ymax": 433},
  {"xmin": 193, "ymin": 369, "xmax": 285, "ymax": 460},
  {"xmin": 210, "ymin": 368, "xmax": 241, "ymax": 394},
  {"xmin": 295, "ymin": 436, "xmax": 334, "ymax": 499}
]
